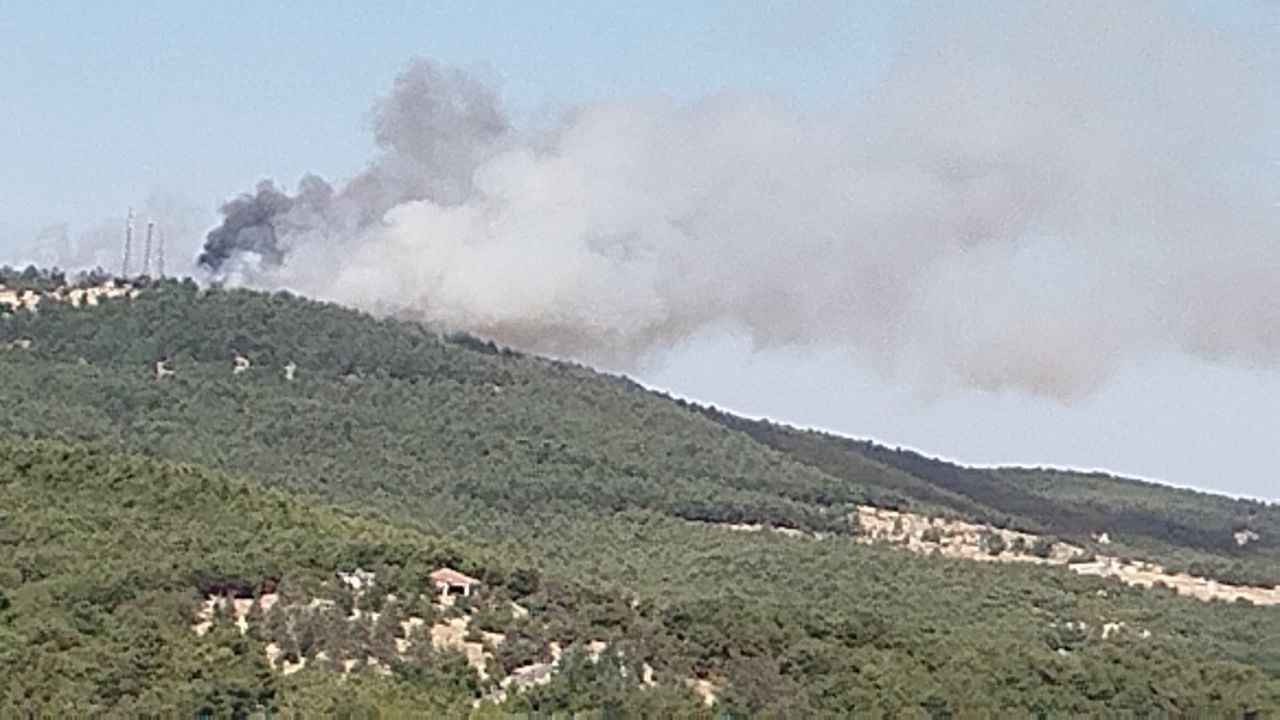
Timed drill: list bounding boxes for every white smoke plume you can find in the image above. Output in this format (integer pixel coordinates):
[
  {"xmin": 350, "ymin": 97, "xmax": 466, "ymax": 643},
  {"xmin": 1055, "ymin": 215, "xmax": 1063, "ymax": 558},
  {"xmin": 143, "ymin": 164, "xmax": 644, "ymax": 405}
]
[{"xmin": 202, "ymin": 2, "xmax": 1279, "ymax": 399}]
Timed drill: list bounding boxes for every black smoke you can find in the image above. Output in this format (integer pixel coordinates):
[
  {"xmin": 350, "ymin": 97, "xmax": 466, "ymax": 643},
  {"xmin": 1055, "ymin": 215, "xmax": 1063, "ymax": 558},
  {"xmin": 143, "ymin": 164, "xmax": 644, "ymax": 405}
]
[
  {"xmin": 198, "ymin": 59, "xmax": 508, "ymax": 275},
  {"xmin": 197, "ymin": 181, "xmax": 293, "ymax": 270}
]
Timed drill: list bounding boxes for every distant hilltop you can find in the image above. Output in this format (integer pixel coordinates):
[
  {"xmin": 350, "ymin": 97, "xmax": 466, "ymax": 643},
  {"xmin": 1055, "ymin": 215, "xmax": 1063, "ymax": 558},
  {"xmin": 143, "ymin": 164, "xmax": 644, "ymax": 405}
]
[
  {"xmin": 0, "ymin": 264, "xmax": 175, "ymax": 311},
  {"xmin": 0, "ymin": 280, "xmax": 138, "ymax": 311}
]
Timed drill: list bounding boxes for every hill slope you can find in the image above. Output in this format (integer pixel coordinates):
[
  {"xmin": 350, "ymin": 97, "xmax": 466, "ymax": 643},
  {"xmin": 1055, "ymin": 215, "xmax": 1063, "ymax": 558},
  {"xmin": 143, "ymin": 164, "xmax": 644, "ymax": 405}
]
[
  {"xmin": 0, "ymin": 438, "xmax": 500, "ymax": 714},
  {"xmin": 0, "ymin": 438, "xmax": 715, "ymax": 715},
  {"xmin": 5, "ymin": 277, "xmax": 1276, "ymax": 582},
  {"xmin": 1, "ymin": 281, "xmax": 890, "ymax": 532},
  {"xmin": 2, "ymin": 275, "xmax": 1279, "ymax": 714},
  {"xmin": 699, "ymin": 408, "xmax": 1280, "ymax": 585}
]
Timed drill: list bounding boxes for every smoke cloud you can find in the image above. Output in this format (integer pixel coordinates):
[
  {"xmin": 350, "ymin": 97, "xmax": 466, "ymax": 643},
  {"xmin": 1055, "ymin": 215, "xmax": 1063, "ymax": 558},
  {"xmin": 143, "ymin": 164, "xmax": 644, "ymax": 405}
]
[
  {"xmin": 198, "ymin": 61, "xmax": 508, "ymax": 275},
  {"xmin": 200, "ymin": 2, "xmax": 1278, "ymax": 399}
]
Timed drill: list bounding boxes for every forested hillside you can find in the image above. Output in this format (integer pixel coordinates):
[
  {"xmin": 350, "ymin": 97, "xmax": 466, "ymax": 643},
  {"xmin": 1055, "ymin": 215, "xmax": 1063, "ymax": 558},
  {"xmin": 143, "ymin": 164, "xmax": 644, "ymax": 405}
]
[
  {"xmin": 697, "ymin": 407, "xmax": 1280, "ymax": 586},
  {"xmin": 2, "ymin": 271, "xmax": 1279, "ymax": 715},
  {"xmin": 0, "ymin": 439, "xmax": 710, "ymax": 715},
  {"xmin": 0, "ymin": 279, "xmax": 883, "ymax": 533}
]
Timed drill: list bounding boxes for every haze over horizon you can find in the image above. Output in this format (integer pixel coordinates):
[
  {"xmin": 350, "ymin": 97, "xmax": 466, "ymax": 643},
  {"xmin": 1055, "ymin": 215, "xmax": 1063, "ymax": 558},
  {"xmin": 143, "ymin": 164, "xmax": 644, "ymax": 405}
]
[{"xmin": 2, "ymin": 1, "xmax": 1277, "ymax": 499}]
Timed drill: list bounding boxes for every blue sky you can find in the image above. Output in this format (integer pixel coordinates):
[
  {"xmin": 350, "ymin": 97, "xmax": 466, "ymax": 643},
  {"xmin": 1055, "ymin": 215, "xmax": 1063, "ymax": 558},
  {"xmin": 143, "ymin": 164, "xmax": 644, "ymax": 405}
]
[
  {"xmin": 1, "ymin": 1, "xmax": 1277, "ymax": 499},
  {"xmin": 0, "ymin": 1, "xmax": 898, "ymax": 233}
]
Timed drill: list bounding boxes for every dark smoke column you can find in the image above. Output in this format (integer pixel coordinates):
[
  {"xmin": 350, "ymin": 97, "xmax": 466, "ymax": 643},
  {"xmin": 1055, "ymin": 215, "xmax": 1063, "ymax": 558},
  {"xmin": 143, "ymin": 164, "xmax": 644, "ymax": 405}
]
[
  {"xmin": 197, "ymin": 181, "xmax": 295, "ymax": 273},
  {"xmin": 197, "ymin": 59, "xmax": 509, "ymax": 277}
]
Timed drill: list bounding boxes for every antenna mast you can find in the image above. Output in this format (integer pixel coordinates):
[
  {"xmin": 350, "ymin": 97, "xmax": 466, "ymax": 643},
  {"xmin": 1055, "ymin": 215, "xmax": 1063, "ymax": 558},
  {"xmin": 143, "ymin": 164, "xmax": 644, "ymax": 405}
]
[
  {"xmin": 142, "ymin": 221, "xmax": 155, "ymax": 276},
  {"xmin": 156, "ymin": 230, "xmax": 166, "ymax": 278},
  {"xmin": 122, "ymin": 208, "xmax": 134, "ymax": 277}
]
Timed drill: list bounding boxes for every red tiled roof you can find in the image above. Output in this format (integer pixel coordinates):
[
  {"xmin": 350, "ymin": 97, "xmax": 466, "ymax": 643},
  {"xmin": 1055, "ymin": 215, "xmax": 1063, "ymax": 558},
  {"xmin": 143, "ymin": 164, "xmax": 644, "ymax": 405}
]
[{"xmin": 429, "ymin": 567, "xmax": 479, "ymax": 585}]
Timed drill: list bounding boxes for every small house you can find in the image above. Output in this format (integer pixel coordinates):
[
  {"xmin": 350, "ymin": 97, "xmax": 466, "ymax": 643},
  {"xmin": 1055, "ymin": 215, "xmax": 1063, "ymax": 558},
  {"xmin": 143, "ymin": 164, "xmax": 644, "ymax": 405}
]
[{"xmin": 429, "ymin": 567, "xmax": 480, "ymax": 598}]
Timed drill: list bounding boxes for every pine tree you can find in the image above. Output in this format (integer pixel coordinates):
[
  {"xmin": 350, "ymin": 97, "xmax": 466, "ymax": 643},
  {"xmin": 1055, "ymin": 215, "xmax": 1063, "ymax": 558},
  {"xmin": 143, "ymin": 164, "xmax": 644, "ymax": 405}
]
[
  {"xmin": 407, "ymin": 623, "xmax": 435, "ymax": 665},
  {"xmin": 263, "ymin": 604, "xmax": 292, "ymax": 647},
  {"xmin": 243, "ymin": 598, "xmax": 267, "ymax": 639},
  {"xmin": 372, "ymin": 602, "xmax": 403, "ymax": 662}
]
